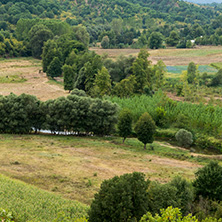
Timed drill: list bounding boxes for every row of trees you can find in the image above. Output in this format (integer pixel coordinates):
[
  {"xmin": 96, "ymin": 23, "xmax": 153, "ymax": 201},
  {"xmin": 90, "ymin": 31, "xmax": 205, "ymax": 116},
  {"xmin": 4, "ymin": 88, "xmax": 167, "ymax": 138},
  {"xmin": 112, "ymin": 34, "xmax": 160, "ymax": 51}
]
[
  {"xmin": 0, "ymin": 92, "xmax": 118, "ymax": 135},
  {"xmin": 89, "ymin": 161, "xmax": 222, "ymax": 221}
]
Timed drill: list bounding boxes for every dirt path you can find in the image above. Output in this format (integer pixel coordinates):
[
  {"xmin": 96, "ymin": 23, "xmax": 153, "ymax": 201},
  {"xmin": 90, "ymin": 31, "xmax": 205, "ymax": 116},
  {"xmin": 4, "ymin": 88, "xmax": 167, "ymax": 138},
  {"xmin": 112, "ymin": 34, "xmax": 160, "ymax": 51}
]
[{"xmin": 156, "ymin": 141, "xmax": 222, "ymax": 160}]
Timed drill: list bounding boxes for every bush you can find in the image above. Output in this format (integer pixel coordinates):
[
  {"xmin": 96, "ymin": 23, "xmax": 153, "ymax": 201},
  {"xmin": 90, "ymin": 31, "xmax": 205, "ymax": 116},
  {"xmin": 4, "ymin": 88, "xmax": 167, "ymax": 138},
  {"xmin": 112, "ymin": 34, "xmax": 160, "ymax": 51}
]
[
  {"xmin": 140, "ymin": 206, "xmax": 198, "ymax": 222},
  {"xmin": 194, "ymin": 134, "xmax": 222, "ymax": 152},
  {"xmin": 148, "ymin": 182, "xmax": 179, "ymax": 215},
  {"xmin": 71, "ymin": 89, "xmax": 87, "ymax": 97},
  {"xmin": 175, "ymin": 129, "xmax": 193, "ymax": 148},
  {"xmin": 155, "ymin": 128, "xmax": 177, "ymax": 140},
  {"xmin": 193, "ymin": 161, "xmax": 222, "ymax": 201},
  {"xmin": 155, "ymin": 106, "xmax": 167, "ymax": 127},
  {"xmin": 169, "ymin": 176, "xmax": 194, "ymax": 215},
  {"xmin": 88, "ymin": 172, "xmax": 150, "ymax": 222},
  {"xmin": 135, "ymin": 112, "xmax": 156, "ymax": 149}
]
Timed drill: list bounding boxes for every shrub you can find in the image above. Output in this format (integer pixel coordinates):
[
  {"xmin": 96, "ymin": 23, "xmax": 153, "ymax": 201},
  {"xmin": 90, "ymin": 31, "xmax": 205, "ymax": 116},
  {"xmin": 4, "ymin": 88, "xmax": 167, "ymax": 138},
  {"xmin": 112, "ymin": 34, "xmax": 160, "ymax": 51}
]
[
  {"xmin": 175, "ymin": 129, "xmax": 193, "ymax": 148},
  {"xmin": 193, "ymin": 161, "xmax": 222, "ymax": 201},
  {"xmin": 140, "ymin": 206, "xmax": 198, "ymax": 222},
  {"xmin": 71, "ymin": 89, "xmax": 87, "ymax": 97},
  {"xmin": 169, "ymin": 176, "xmax": 194, "ymax": 215},
  {"xmin": 148, "ymin": 182, "xmax": 179, "ymax": 215},
  {"xmin": 194, "ymin": 134, "xmax": 222, "ymax": 152},
  {"xmin": 0, "ymin": 208, "xmax": 14, "ymax": 222},
  {"xmin": 155, "ymin": 106, "xmax": 167, "ymax": 127},
  {"xmin": 117, "ymin": 108, "xmax": 133, "ymax": 143},
  {"xmin": 135, "ymin": 112, "xmax": 156, "ymax": 149},
  {"xmin": 88, "ymin": 172, "xmax": 150, "ymax": 222}
]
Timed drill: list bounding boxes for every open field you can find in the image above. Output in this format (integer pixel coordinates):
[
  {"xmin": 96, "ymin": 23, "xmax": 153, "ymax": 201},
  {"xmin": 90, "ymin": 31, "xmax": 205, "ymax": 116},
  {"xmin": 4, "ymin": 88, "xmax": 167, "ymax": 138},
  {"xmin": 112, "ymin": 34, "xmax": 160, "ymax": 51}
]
[
  {"xmin": 0, "ymin": 134, "xmax": 210, "ymax": 205},
  {"xmin": 0, "ymin": 58, "xmax": 67, "ymax": 101},
  {"xmin": 90, "ymin": 46, "xmax": 222, "ymax": 66}
]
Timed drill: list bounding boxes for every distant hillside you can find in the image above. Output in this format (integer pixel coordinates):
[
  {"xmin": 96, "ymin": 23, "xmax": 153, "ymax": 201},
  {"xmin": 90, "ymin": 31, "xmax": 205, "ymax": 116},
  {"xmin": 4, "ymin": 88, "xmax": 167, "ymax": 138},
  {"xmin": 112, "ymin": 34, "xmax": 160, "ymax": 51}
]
[{"xmin": 186, "ymin": 0, "xmax": 222, "ymax": 3}]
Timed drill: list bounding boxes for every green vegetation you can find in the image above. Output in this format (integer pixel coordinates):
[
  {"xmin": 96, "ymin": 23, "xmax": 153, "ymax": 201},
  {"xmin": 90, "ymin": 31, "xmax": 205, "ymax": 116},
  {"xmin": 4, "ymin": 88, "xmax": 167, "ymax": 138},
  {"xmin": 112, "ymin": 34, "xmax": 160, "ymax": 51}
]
[
  {"xmin": 193, "ymin": 161, "xmax": 222, "ymax": 201},
  {"xmin": 89, "ymin": 172, "xmax": 150, "ymax": 222},
  {"xmin": 0, "ymin": 174, "xmax": 88, "ymax": 221},
  {"xmin": 0, "ymin": 74, "xmax": 27, "ymax": 83},
  {"xmin": 135, "ymin": 112, "xmax": 156, "ymax": 150}
]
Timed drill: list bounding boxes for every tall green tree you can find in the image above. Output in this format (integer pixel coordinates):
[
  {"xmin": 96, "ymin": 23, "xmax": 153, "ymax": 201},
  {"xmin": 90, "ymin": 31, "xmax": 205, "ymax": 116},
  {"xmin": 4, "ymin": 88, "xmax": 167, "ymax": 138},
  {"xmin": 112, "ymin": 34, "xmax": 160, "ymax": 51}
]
[
  {"xmin": 113, "ymin": 75, "xmax": 136, "ymax": 98},
  {"xmin": 187, "ymin": 62, "xmax": 197, "ymax": 84},
  {"xmin": 166, "ymin": 30, "xmax": 180, "ymax": 47},
  {"xmin": 47, "ymin": 57, "xmax": 62, "ymax": 78},
  {"xmin": 63, "ymin": 64, "xmax": 76, "ymax": 92},
  {"xmin": 148, "ymin": 32, "xmax": 163, "ymax": 49},
  {"xmin": 93, "ymin": 67, "xmax": 111, "ymax": 97},
  {"xmin": 193, "ymin": 161, "xmax": 222, "ymax": 201},
  {"xmin": 132, "ymin": 49, "xmax": 152, "ymax": 93},
  {"xmin": 117, "ymin": 108, "xmax": 133, "ymax": 143},
  {"xmin": 135, "ymin": 112, "xmax": 156, "ymax": 149},
  {"xmin": 29, "ymin": 24, "xmax": 53, "ymax": 58},
  {"xmin": 89, "ymin": 172, "xmax": 150, "ymax": 222}
]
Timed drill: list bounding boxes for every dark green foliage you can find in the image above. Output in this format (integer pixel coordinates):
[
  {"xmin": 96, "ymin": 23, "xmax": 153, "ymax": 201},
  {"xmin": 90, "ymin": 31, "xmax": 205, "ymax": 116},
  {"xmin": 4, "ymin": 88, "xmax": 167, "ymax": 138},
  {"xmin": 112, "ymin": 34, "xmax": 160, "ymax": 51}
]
[
  {"xmin": 28, "ymin": 24, "xmax": 53, "ymax": 58},
  {"xmin": 117, "ymin": 108, "xmax": 133, "ymax": 143},
  {"xmin": 148, "ymin": 32, "xmax": 163, "ymax": 49},
  {"xmin": 193, "ymin": 161, "xmax": 222, "ymax": 201},
  {"xmin": 148, "ymin": 182, "xmax": 180, "ymax": 214},
  {"xmin": 70, "ymin": 88, "xmax": 87, "ymax": 97},
  {"xmin": 88, "ymin": 99, "xmax": 119, "ymax": 135},
  {"xmin": 132, "ymin": 49, "xmax": 152, "ymax": 93},
  {"xmin": 88, "ymin": 172, "xmax": 150, "ymax": 222},
  {"xmin": 166, "ymin": 30, "xmax": 180, "ymax": 47},
  {"xmin": 169, "ymin": 176, "xmax": 194, "ymax": 215},
  {"xmin": 63, "ymin": 64, "xmax": 76, "ymax": 92},
  {"xmin": 175, "ymin": 129, "xmax": 193, "ymax": 148},
  {"xmin": 211, "ymin": 69, "xmax": 222, "ymax": 87},
  {"xmin": 148, "ymin": 177, "xmax": 193, "ymax": 216},
  {"xmin": 101, "ymin": 35, "xmax": 110, "ymax": 49},
  {"xmin": 104, "ymin": 55, "xmax": 135, "ymax": 82},
  {"xmin": 187, "ymin": 62, "xmax": 197, "ymax": 84},
  {"xmin": 134, "ymin": 112, "xmax": 156, "ymax": 149},
  {"xmin": 0, "ymin": 93, "xmax": 42, "ymax": 134},
  {"xmin": 47, "ymin": 57, "xmax": 62, "ymax": 78}
]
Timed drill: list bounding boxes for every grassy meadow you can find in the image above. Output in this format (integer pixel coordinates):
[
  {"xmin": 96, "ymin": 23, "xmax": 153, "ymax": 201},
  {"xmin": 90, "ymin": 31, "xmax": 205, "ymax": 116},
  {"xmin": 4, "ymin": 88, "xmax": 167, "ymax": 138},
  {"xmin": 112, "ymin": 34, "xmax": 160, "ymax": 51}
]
[{"xmin": 0, "ymin": 134, "xmax": 207, "ymax": 205}]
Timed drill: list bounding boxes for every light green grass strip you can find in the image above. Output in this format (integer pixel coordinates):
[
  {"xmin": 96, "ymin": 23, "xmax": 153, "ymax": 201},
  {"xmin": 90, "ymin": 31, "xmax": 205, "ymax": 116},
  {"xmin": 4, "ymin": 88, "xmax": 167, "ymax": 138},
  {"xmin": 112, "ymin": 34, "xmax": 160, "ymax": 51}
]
[{"xmin": 0, "ymin": 174, "xmax": 88, "ymax": 221}]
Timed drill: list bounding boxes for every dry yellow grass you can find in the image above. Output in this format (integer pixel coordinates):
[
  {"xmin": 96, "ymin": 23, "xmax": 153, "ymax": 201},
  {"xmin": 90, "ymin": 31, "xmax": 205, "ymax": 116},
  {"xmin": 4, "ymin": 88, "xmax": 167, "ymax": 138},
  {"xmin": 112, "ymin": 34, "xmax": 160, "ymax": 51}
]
[
  {"xmin": 90, "ymin": 46, "xmax": 222, "ymax": 65},
  {"xmin": 0, "ymin": 134, "xmax": 201, "ymax": 205}
]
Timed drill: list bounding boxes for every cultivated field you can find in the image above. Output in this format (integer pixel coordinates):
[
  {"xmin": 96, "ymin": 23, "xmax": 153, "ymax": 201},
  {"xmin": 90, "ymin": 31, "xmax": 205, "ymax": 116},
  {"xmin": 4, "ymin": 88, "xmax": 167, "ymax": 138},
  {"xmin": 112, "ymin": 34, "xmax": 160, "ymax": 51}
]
[
  {"xmin": 90, "ymin": 46, "xmax": 222, "ymax": 66},
  {"xmin": 0, "ymin": 134, "xmax": 204, "ymax": 205}
]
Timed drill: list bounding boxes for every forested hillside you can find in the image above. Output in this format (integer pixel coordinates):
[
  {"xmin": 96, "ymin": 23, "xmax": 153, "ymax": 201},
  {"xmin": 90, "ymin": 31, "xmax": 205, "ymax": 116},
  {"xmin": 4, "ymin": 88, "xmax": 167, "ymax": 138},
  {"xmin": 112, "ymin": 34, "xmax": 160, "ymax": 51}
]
[{"xmin": 1, "ymin": 0, "xmax": 222, "ymax": 51}]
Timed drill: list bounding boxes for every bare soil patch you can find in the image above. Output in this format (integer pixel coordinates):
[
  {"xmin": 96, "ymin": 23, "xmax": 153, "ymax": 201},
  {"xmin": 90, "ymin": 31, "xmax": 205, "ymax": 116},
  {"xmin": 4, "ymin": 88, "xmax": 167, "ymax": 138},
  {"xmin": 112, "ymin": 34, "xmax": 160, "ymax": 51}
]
[{"xmin": 0, "ymin": 58, "xmax": 67, "ymax": 101}]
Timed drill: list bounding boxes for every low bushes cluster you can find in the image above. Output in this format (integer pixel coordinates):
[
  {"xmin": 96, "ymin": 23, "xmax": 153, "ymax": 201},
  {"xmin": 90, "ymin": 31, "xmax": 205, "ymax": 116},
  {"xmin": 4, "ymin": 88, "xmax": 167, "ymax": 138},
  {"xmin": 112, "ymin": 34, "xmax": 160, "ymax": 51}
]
[
  {"xmin": 0, "ymin": 92, "xmax": 118, "ymax": 135},
  {"xmin": 89, "ymin": 162, "xmax": 222, "ymax": 222}
]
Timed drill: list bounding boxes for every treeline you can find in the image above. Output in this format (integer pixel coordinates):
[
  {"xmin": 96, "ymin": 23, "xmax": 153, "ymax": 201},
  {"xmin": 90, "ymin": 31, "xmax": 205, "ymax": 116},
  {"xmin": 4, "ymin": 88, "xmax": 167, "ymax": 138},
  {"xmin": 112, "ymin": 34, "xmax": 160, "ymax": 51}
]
[
  {"xmin": 0, "ymin": 18, "xmax": 88, "ymax": 58},
  {"xmin": 1, "ymin": 0, "xmax": 222, "ymax": 51},
  {"xmin": 0, "ymin": 92, "xmax": 118, "ymax": 135}
]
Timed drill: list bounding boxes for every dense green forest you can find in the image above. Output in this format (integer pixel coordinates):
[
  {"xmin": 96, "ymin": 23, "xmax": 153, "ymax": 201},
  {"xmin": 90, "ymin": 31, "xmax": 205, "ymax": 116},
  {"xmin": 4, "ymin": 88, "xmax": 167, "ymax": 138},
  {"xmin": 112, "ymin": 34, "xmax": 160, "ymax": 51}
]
[{"xmin": 1, "ymin": 0, "xmax": 222, "ymax": 52}]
